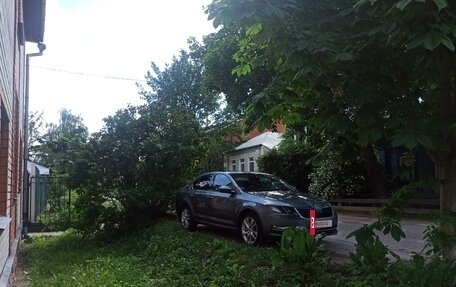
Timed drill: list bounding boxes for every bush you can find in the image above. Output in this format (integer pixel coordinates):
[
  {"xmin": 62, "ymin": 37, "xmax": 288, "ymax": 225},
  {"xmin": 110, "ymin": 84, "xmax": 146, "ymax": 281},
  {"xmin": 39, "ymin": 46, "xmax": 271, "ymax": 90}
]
[
  {"xmin": 69, "ymin": 105, "xmax": 205, "ymax": 239},
  {"xmin": 390, "ymin": 254, "xmax": 456, "ymax": 287},
  {"xmin": 309, "ymin": 149, "xmax": 366, "ymax": 199},
  {"xmin": 258, "ymin": 140, "xmax": 314, "ymax": 191},
  {"xmin": 272, "ymin": 227, "xmax": 326, "ymax": 269}
]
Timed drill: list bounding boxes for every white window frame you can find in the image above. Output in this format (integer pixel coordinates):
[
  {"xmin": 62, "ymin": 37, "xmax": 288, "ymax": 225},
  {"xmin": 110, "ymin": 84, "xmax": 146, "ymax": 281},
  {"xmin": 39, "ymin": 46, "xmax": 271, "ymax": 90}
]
[
  {"xmin": 240, "ymin": 158, "xmax": 245, "ymax": 171},
  {"xmin": 248, "ymin": 157, "xmax": 255, "ymax": 172},
  {"xmin": 231, "ymin": 159, "xmax": 237, "ymax": 171}
]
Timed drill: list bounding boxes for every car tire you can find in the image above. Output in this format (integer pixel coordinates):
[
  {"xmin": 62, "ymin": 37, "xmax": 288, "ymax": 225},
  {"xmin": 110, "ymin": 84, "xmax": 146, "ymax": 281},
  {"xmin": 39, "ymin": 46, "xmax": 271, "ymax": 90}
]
[
  {"xmin": 180, "ymin": 205, "xmax": 196, "ymax": 231},
  {"xmin": 240, "ymin": 212, "xmax": 263, "ymax": 245}
]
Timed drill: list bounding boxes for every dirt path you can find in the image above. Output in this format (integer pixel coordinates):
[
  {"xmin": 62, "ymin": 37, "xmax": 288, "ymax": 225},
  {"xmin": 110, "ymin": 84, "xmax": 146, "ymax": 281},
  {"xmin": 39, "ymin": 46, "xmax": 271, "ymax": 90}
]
[{"xmin": 9, "ymin": 243, "xmax": 31, "ymax": 287}]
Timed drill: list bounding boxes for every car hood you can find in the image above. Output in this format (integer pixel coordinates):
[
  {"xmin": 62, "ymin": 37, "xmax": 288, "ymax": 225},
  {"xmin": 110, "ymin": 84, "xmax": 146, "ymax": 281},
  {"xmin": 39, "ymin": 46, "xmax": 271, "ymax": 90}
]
[{"xmin": 251, "ymin": 190, "xmax": 330, "ymax": 208}]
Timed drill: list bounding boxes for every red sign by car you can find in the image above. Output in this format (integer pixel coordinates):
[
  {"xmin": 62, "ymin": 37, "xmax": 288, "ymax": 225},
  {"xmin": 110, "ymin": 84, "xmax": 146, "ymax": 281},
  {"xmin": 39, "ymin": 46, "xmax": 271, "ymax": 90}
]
[{"xmin": 309, "ymin": 209, "xmax": 316, "ymax": 236}]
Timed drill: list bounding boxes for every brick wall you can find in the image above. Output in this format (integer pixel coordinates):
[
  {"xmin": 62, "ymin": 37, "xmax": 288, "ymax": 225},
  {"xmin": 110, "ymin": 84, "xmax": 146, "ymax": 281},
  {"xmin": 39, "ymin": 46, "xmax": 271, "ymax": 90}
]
[
  {"xmin": 0, "ymin": 0, "xmax": 26, "ymax": 261},
  {"xmin": 0, "ymin": 115, "xmax": 13, "ymax": 217}
]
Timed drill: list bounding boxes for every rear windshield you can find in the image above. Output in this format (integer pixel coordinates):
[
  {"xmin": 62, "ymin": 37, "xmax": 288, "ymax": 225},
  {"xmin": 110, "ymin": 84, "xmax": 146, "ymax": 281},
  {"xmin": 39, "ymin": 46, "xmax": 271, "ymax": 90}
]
[{"xmin": 229, "ymin": 173, "xmax": 294, "ymax": 192}]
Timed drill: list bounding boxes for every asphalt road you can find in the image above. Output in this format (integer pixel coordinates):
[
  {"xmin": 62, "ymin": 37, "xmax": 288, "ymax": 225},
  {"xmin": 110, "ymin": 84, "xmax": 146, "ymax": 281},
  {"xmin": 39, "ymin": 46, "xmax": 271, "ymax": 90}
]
[
  {"xmin": 322, "ymin": 213, "xmax": 433, "ymax": 260},
  {"xmin": 197, "ymin": 212, "xmax": 433, "ymax": 260}
]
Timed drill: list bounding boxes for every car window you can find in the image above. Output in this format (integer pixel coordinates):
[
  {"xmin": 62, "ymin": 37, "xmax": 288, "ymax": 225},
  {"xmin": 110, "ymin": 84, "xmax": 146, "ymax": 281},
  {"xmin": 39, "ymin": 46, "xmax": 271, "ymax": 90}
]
[
  {"xmin": 230, "ymin": 173, "xmax": 294, "ymax": 192},
  {"xmin": 193, "ymin": 174, "xmax": 213, "ymax": 190},
  {"xmin": 213, "ymin": 174, "xmax": 232, "ymax": 189}
]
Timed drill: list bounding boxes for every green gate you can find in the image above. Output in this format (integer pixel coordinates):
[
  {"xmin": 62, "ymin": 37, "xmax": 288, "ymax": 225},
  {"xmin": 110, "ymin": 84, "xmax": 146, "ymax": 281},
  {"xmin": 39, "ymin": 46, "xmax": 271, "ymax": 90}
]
[{"xmin": 28, "ymin": 176, "xmax": 73, "ymax": 231}]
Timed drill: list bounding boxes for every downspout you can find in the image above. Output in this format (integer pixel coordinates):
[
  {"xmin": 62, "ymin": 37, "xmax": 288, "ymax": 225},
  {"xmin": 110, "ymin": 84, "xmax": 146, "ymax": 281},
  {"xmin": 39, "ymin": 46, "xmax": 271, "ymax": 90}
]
[{"xmin": 22, "ymin": 42, "xmax": 45, "ymax": 236}]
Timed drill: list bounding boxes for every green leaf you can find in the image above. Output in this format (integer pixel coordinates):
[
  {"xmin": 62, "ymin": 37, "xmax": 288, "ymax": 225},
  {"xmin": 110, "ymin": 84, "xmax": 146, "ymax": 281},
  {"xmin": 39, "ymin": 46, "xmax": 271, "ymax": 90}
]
[
  {"xmin": 212, "ymin": 15, "xmax": 222, "ymax": 29},
  {"xmin": 407, "ymin": 32, "xmax": 454, "ymax": 51},
  {"xmin": 331, "ymin": 52, "xmax": 354, "ymax": 62},
  {"xmin": 423, "ymin": 31, "xmax": 444, "ymax": 50},
  {"xmin": 407, "ymin": 34, "xmax": 426, "ymax": 50},
  {"xmin": 432, "ymin": 0, "xmax": 448, "ymax": 11},
  {"xmin": 391, "ymin": 225, "xmax": 406, "ymax": 242},
  {"xmin": 440, "ymin": 34, "xmax": 455, "ymax": 51},
  {"xmin": 369, "ymin": 24, "xmax": 388, "ymax": 36},
  {"xmin": 450, "ymin": 122, "xmax": 456, "ymax": 130},
  {"xmin": 232, "ymin": 64, "xmax": 251, "ymax": 76},
  {"xmin": 245, "ymin": 23, "xmax": 262, "ymax": 37},
  {"xmin": 396, "ymin": 0, "xmax": 412, "ymax": 10},
  {"xmin": 391, "ymin": 132, "xmax": 419, "ymax": 149}
]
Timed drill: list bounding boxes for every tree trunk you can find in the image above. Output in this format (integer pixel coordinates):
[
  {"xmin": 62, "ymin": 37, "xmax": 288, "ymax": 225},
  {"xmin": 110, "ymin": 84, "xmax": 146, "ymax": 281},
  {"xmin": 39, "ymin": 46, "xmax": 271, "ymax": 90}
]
[
  {"xmin": 361, "ymin": 145, "xmax": 387, "ymax": 199},
  {"xmin": 437, "ymin": 156, "xmax": 456, "ymax": 259},
  {"xmin": 436, "ymin": 54, "xmax": 456, "ymax": 259}
]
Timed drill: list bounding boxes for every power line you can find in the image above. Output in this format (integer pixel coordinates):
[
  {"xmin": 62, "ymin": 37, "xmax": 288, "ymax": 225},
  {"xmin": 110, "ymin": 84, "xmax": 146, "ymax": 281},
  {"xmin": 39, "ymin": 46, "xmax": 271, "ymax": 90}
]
[{"xmin": 30, "ymin": 65, "xmax": 147, "ymax": 82}]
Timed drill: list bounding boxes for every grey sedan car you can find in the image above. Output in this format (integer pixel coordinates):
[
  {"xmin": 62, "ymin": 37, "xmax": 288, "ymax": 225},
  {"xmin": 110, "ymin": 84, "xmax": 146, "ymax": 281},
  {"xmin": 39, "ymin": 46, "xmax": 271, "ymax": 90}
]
[{"xmin": 176, "ymin": 172, "xmax": 338, "ymax": 244}]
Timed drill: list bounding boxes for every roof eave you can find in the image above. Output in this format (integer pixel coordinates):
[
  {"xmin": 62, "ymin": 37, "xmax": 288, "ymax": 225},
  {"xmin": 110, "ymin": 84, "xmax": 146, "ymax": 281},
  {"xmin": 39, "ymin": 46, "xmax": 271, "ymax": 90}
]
[{"xmin": 23, "ymin": 0, "xmax": 46, "ymax": 43}]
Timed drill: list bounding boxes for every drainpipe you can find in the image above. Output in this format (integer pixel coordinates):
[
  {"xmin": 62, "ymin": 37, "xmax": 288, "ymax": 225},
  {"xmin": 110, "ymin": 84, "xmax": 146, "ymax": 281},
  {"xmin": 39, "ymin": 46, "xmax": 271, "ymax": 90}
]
[{"xmin": 22, "ymin": 42, "xmax": 46, "ymax": 236}]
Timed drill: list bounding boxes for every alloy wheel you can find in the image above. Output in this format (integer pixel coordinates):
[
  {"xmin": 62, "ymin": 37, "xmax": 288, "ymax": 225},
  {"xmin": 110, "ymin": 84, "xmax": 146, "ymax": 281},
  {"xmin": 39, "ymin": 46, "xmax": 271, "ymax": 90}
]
[
  {"xmin": 180, "ymin": 208, "xmax": 191, "ymax": 229},
  {"xmin": 241, "ymin": 216, "xmax": 259, "ymax": 244}
]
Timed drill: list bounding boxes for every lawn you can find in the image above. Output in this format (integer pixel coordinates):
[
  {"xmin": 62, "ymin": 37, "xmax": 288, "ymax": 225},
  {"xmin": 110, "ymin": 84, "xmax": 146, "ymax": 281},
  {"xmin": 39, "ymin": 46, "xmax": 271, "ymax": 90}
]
[{"xmin": 20, "ymin": 218, "xmax": 359, "ymax": 287}]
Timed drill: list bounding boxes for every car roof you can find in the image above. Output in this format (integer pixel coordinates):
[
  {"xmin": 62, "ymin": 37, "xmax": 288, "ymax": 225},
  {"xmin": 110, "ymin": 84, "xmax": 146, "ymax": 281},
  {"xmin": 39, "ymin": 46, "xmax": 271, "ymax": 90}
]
[{"xmin": 200, "ymin": 171, "xmax": 270, "ymax": 177}]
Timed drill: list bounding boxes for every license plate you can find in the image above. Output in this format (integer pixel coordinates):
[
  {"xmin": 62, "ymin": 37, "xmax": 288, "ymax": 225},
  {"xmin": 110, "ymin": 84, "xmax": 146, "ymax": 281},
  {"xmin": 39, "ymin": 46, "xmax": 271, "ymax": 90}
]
[{"xmin": 316, "ymin": 220, "xmax": 332, "ymax": 228}]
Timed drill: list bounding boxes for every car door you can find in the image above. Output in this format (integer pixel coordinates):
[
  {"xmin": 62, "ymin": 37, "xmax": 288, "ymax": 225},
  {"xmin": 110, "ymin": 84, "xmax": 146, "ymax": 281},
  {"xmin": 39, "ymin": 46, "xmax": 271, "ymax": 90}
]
[
  {"xmin": 207, "ymin": 174, "xmax": 239, "ymax": 227},
  {"xmin": 189, "ymin": 174, "xmax": 214, "ymax": 220}
]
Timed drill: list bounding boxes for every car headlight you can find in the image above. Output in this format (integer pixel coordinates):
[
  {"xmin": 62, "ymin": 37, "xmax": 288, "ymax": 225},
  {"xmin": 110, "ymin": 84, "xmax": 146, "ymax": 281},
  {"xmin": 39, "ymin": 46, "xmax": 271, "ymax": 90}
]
[{"xmin": 268, "ymin": 206, "xmax": 299, "ymax": 216}]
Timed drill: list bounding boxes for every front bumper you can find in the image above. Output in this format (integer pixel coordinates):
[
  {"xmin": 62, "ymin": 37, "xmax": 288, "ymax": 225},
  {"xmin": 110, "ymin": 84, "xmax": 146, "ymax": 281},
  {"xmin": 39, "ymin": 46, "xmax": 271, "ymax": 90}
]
[{"xmin": 264, "ymin": 214, "xmax": 338, "ymax": 237}]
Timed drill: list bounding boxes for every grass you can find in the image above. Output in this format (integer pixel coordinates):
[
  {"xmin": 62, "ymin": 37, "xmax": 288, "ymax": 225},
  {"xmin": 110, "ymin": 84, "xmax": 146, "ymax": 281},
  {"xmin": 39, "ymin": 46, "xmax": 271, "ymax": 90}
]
[{"xmin": 21, "ymin": 219, "xmax": 363, "ymax": 287}]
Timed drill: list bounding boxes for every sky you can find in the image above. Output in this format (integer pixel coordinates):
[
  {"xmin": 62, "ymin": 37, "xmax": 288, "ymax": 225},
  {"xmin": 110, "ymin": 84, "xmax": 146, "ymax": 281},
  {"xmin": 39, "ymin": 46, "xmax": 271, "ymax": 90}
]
[{"xmin": 28, "ymin": 0, "xmax": 216, "ymax": 133}]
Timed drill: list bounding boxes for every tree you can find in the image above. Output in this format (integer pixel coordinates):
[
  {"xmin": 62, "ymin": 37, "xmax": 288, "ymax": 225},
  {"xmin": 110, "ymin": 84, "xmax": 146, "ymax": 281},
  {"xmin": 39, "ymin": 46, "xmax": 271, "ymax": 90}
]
[
  {"xmin": 201, "ymin": 25, "xmax": 274, "ymax": 116},
  {"xmin": 140, "ymin": 47, "xmax": 220, "ymax": 126},
  {"xmin": 257, "ymin": 138, "xmax": 314, "ymax": 192},
  {"xmin": 71, "ymin": 103, "xmax": 205, "ymax": 238},
  {"xmin": 208, "ymin": 0, "xmax": 456, "ymax": 256},
  {"xmin": 28, "ymin": 110, "xmax": 45, "ymax": 162},
  {"xmin": 71, "ymin": 45, "xmax": 233, "ymax": 237},
  {"xmin": 34, "ymin": 109, "xmax": 88, "ymax": 174}
]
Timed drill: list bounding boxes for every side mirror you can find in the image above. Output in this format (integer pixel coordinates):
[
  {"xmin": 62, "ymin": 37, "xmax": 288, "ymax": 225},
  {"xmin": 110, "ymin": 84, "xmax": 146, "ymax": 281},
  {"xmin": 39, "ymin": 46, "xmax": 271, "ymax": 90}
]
[{"xmin": 218, "ymin": 185, "xmax": 235, "ymax": 194}]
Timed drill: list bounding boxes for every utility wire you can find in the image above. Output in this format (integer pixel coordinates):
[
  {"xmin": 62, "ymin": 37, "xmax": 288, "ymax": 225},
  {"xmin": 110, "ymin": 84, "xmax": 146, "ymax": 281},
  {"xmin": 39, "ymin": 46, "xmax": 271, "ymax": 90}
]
[{"xmin": 31, "ymin": 65, "xmax": 147, "ymax": 82}]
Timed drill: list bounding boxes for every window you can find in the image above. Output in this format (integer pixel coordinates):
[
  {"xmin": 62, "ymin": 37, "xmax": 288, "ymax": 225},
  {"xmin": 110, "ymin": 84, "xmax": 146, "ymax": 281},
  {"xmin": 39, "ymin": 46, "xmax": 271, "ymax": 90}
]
[
  {"xmin": 213, "ymin": 174, "xmax": 232, "ymax": 189},
  {"xmin": 231, "ymin": 159, "xmax": 237, "ymax": 171},
  {"xmin": 399, "ymin": 153, "xmax": 415, "ymax": 181},
  {"xmin": 248, "ymin": 157, "xmax": 255, "ymax": 172},
  {"xmin": 230, "ymin": 173, "xmax": 294, "ymax": 192},
  {"xmin": 240, "ymin": 158, "xmax": 245, "ymax": 171},
  {"xmin": 193, "ymin": 174, "xmax": 213, "ymax": 190}
]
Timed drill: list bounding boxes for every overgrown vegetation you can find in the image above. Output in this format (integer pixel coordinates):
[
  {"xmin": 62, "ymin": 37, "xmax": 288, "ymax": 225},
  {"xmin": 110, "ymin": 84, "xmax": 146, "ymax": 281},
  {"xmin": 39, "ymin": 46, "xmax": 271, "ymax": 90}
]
[
  {"xmin": 22, "ymin": 219, "xmax": 456, "ymax": 287},
  {"xmin": 209, "ymin": 0, "xmax": 456, "ymax": 255},
  {"xmin": 308, "ymin": 148, "xmax": 367, "ymax": 199},
  {"xmin": 18, "ymin": 1, "xmax": 455, "ymax": 286},
  {"xmin": 257, "ymin": 139, "xmax": 314, "ymax": 191}
]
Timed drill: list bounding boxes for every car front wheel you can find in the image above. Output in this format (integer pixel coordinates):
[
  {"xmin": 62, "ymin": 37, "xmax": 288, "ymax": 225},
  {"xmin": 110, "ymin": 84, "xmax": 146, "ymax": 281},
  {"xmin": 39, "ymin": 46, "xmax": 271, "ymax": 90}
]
[
  {"xmin": 180, "ymin": 205, "xmax": 196, "ymax": 231},
  {"xmin": 240, "ymin": 212, "xmax": 262, "ymax": 244}
]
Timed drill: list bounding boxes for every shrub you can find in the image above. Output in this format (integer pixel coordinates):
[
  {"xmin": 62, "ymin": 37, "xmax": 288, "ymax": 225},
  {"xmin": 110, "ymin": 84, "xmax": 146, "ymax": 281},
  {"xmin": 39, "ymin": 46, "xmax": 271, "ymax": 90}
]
[
  {"xmin": 258, "ymin": 140, "xmax": 314, "ymax": 191},
  {"xmin": 390, "ymin": 254, "xmax": 456, "ymax": 287},
  {"xmin": 272, "ymin": 227, "xmax": 326, "ymax": 270},
  {"xmin": 68, "ymin": 105, "xmax": 205, "ymax": 239},
  {"xmin": 309, "ymin": 149, "xmax": 366, "ymax": 199}
]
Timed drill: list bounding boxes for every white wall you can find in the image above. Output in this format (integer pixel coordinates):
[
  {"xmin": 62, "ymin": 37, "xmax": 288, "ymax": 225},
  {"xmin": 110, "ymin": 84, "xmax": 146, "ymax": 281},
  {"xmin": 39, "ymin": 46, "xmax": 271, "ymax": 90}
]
[{"xmin": 226, "ymin": 146, "xmax": 270, "ymax": 172}]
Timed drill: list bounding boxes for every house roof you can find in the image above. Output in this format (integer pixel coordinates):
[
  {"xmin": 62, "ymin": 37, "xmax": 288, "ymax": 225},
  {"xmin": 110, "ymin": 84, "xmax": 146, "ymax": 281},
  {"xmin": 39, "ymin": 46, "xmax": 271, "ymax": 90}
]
[
  {"xmin": 27, "ymin": 160, "xmax": 50, "ymax": 175},
  {"xmin": 23, "ymin": 0, "xmax": 46, "ymax": 43},
  {"xmin": 235, "ymin": 131, "xmax": 282, "ymax": 151}
]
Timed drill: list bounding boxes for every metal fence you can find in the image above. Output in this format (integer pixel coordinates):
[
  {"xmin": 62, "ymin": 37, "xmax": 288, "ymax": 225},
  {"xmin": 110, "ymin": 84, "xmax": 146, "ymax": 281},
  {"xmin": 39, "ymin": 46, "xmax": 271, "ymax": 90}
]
[{"xmin": 27, "ymin": 175, "xmax": 72, "ymax": 231}]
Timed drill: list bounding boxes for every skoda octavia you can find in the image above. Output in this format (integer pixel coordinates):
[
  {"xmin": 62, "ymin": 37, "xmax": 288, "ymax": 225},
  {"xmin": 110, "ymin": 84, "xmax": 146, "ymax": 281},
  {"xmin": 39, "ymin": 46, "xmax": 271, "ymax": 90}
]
[{"xmin": 176, "ymin": 172, "xmax": 338, "ymax": 244}]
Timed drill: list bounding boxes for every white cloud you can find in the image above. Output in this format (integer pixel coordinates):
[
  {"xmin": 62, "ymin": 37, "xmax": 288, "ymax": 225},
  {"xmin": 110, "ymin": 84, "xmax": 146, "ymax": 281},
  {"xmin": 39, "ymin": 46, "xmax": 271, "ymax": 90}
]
[{"xmin": 28, "ymin": 0, "xmax": 215, "ymax": 133}]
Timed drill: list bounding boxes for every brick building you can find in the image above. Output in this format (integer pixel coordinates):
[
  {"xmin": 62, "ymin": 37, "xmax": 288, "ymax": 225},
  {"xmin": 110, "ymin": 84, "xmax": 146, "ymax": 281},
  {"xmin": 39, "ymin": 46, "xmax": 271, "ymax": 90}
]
[{"xmin": 0, "ymin": 0, "xmax": 45, "ymax": 283}]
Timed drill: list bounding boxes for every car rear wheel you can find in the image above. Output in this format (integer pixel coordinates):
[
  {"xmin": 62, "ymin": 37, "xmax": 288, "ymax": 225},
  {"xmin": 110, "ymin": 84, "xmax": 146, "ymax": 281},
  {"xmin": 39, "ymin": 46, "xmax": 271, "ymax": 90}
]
[
  {"xmin": 240, "ymin": 212, "xmax": 262, "ymax": 244},
  {"xmin": 180, "ymin": 206, "xmax": 196, "ymax": 231}
]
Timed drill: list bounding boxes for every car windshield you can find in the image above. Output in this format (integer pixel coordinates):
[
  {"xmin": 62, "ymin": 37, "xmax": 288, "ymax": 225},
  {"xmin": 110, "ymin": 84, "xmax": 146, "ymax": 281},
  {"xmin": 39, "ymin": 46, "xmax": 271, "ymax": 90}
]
[{"xmin": 229, "ymin": 173, "xmax": 295, "ymax": 192}]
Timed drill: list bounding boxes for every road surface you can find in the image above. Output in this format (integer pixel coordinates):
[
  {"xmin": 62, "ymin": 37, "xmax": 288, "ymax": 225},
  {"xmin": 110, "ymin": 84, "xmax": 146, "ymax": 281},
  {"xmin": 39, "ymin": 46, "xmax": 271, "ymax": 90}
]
[
  {"xmin": 197, "ymin": 212, "xmax": 433, "ymax": 260},
  {"xmin": 322, "ymin": 213, "xmax": 432, "ymax": 260}
]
